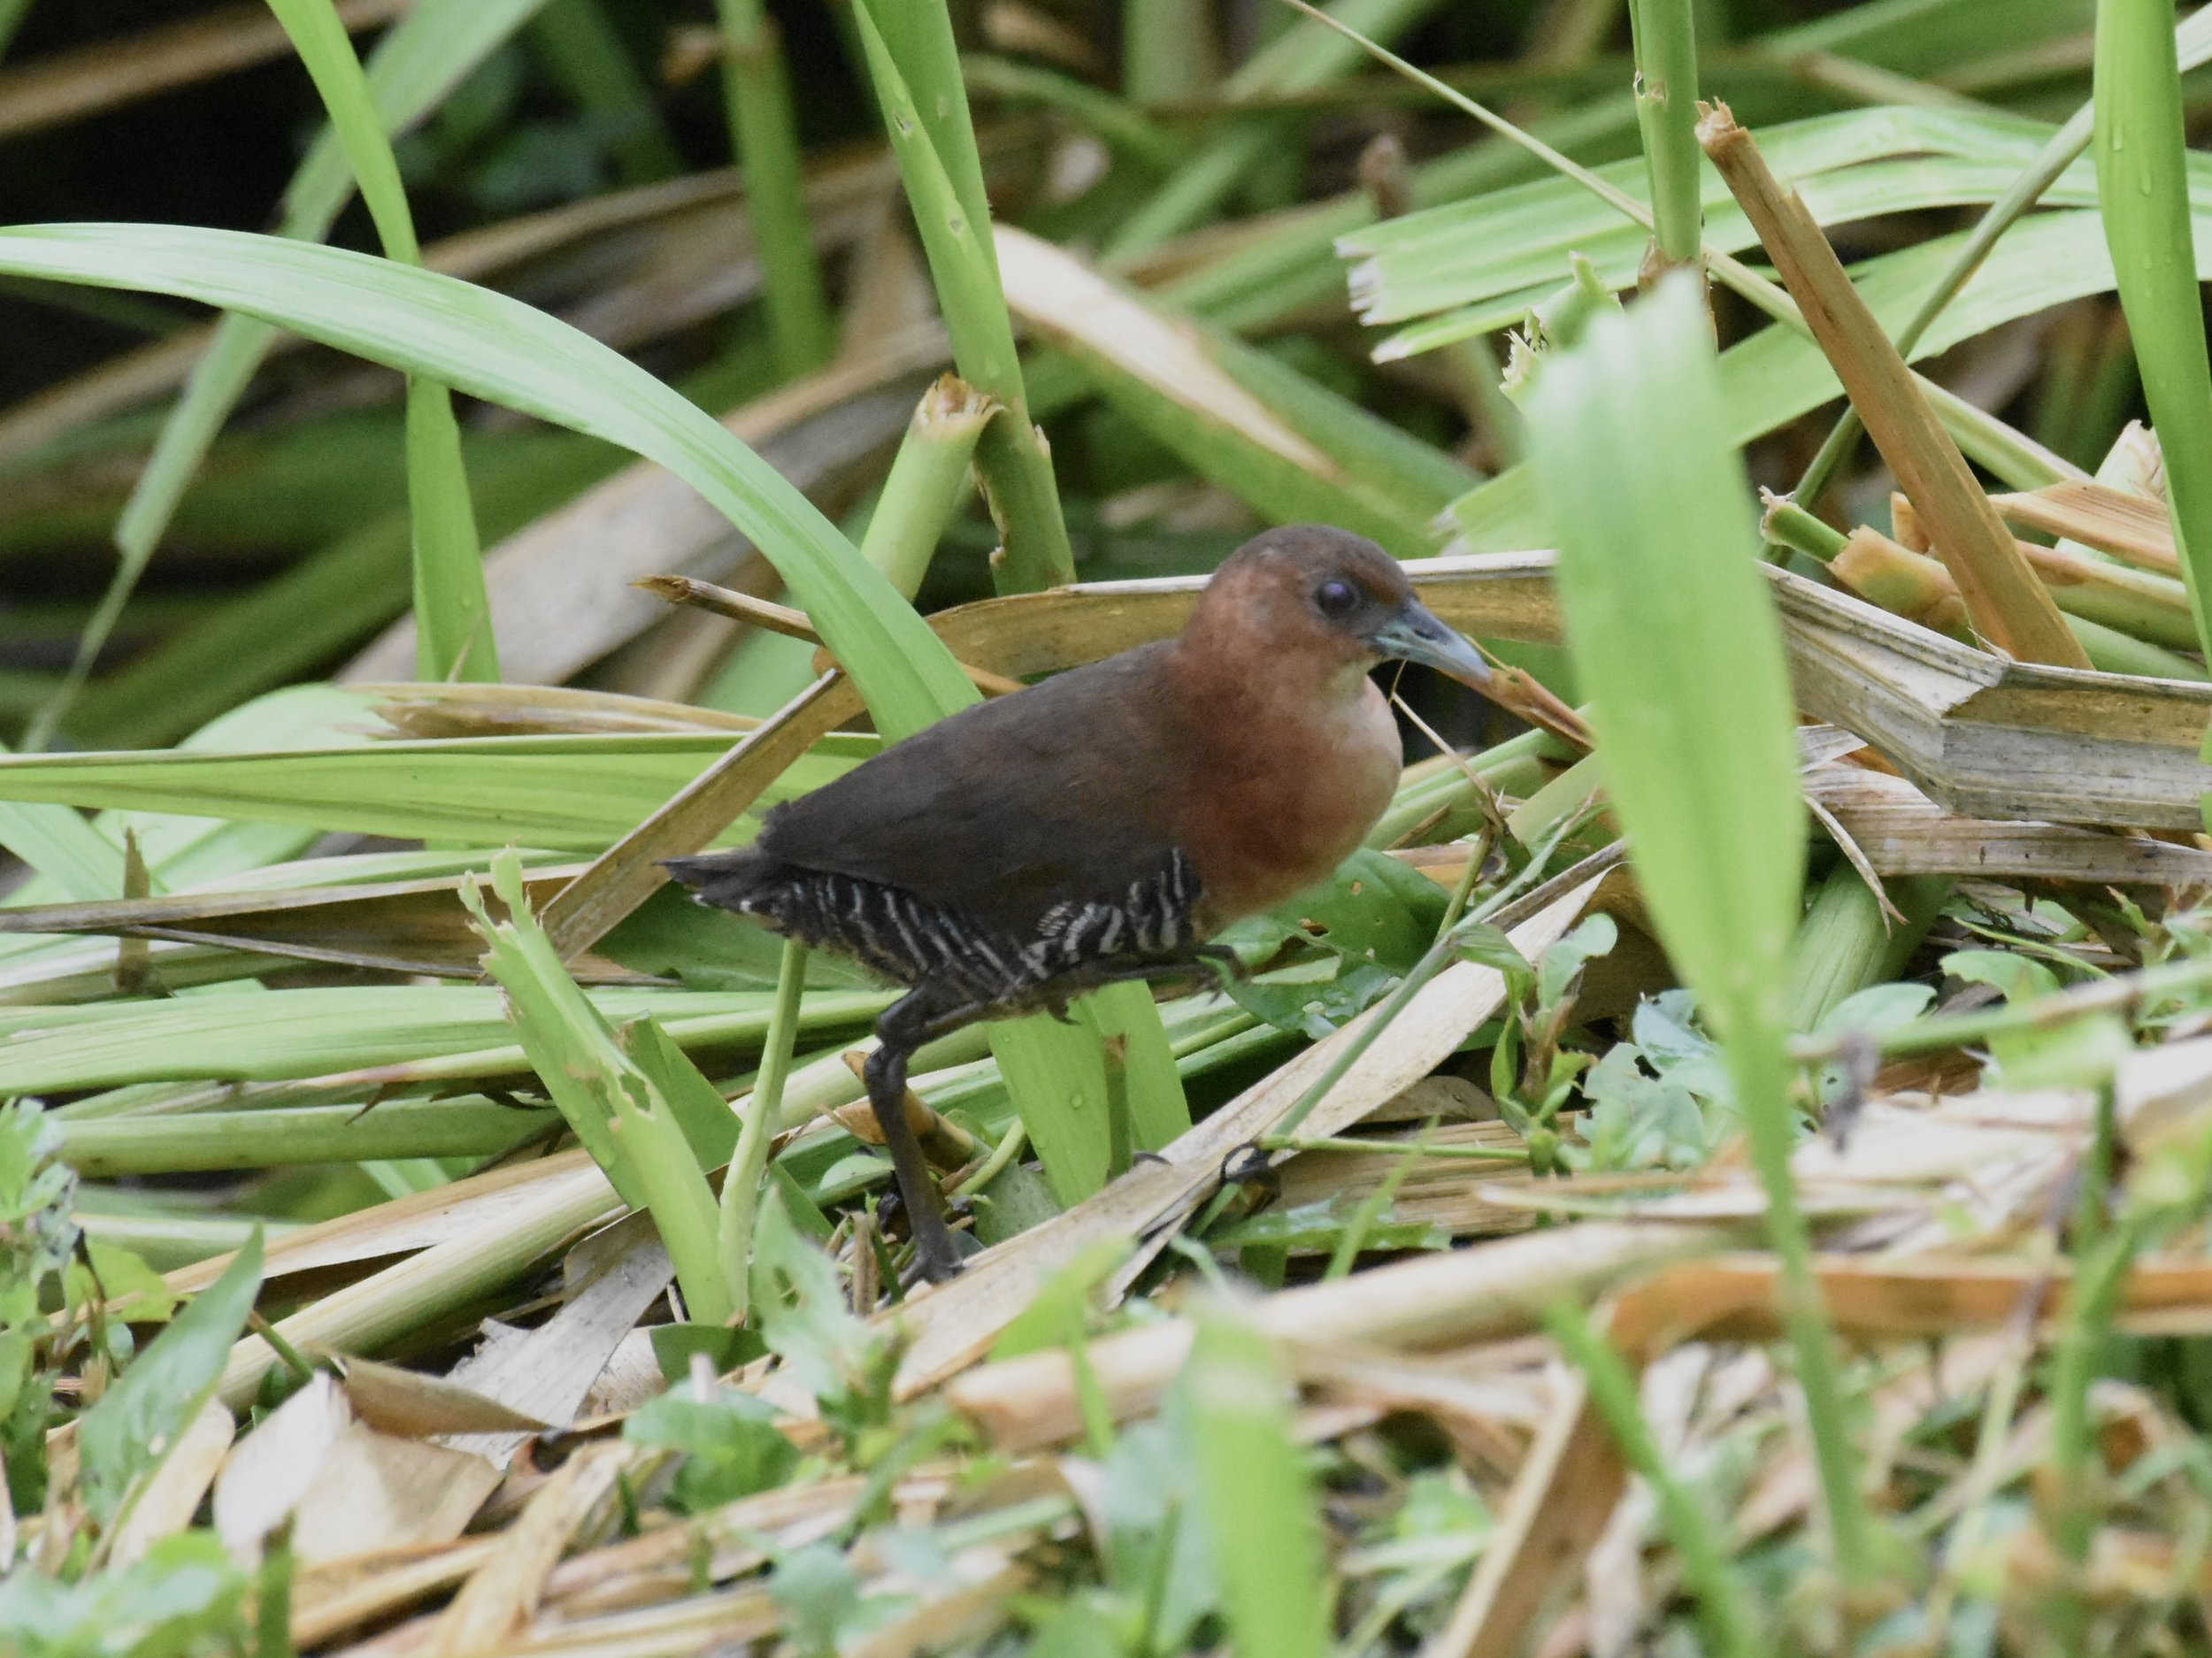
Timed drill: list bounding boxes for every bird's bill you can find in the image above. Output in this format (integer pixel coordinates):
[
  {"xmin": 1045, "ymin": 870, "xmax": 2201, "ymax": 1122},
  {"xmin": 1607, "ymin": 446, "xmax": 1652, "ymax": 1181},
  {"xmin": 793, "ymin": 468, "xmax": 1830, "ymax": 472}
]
[{"xmin": 1370, "ymin": 598, "xmax": 1492, "ymax": 685}]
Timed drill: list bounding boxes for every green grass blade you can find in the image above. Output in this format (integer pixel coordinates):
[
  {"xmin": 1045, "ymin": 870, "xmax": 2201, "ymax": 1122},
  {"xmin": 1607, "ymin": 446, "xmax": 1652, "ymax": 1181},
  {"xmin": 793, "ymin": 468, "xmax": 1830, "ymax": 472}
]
[
  {"xmin": 715, "ymin": 0, "xmax": 834, "ymax": 377},
  {"xmin": 849, "ymin": 0, "xmax": 1077, "ymax": 596},
  {"xmin": 264, "ymin": 0, "xmax": 492, "ymax": 686},
  {"xmin": 1187, "ymin": 1308, "xmax": 1331, "ymax": 1658},
  {"xmin": 0, "ymin": 225, "xmax": 978, "ymax": 734},
  {"xmin": 2094, "ymin": 0, "xmax": 2212, "ymax": 678},
  {"xmin": 1546, "ymin": 1300, "xmax": 1761, "ymax": 1658},
  {"xmin": 0, "ymin": 736, "xmax": 125, "ymax": 902},
  {"xmin": 112, "ymin": 0, "xmax": 550, "ymax": 571},
  {"xmin": 78, "ymin": 1232, "xmax": 262, "ymax": 1528},
  {"xmin": 400, "ymin": 378, "xmax": 495, "ymax": 681},
  {"xmin": 1525, "ymin": 273, "xmax": 1872, "ymax": 1585}
]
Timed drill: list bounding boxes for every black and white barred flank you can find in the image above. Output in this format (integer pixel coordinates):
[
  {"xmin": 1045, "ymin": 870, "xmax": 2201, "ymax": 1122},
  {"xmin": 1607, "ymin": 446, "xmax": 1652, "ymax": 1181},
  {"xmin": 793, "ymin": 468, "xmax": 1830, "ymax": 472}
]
[{"xmin": 734, "ymin": 849, "xmax": 1203, "ymax": 1005}]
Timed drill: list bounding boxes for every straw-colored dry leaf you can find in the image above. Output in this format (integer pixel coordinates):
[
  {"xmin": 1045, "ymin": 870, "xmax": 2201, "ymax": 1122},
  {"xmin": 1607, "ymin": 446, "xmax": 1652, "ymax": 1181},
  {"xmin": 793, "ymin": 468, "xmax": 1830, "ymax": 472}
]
[
  {"xmin": 106, "ymin": 1398, "xmax": 233, "ymax": 1570},
  {"xmin": 328, "ymin": 1355, "xmax": 555, "ymax": 1440},
  {"xmin": 946, "ymin": 1219, "xmax": 1732, "ymax": 1454},
  {"xmin": 1993, "ymin": 480, "xmax": 2181, "ymax": 573},
  {"xmin": 216, "ymin": 1375, "xmax": 495, "ymax": 1568},
  {"xmin": 428, "ymin": 1443, "xmax": 635, "ymax": 1658}
]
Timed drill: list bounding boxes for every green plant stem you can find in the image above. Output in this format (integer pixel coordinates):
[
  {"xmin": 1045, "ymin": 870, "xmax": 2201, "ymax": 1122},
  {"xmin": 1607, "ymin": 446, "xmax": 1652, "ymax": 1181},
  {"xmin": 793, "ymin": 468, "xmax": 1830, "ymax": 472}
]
[
  {"xmin": 861, "ymin": 376, "xmax": 996, "ymax": 595},
  {"xmin": 715, "ymin": 0, "xmax": 835, "ymax": 378},
  {"xmin": 54, "ymin": 1100, "xmax": 554, "ymax": 1176},
  {"xmin": 1724, "ymin": 1010, "xmax": 1874, "ymax": 1583},
  {"xmin": 1795, "ymin": 951, "xmax": 2212, "ymax": 1063},
  {"xmin": 950, "ymin": 1117, "xmax": 1028, "ymax": 1200},
  {"xmin": 1323, "ymin": 1118, "xmax": 1433, "ymax": 1279},
  {"xmin": 1547, "ymin": 1300, "xmax": 1761, "ymax": 1658},
  {"xmin": 723, "ymin": 939, "xmax": 808, "ymax": 1327},
  {"xmin": 2049, "ymin": 1217, "xmax": 2140, "ymax": 1567},
  {"xmin": 1254, "ymin": 1132, "xmax": 1525, "ymax": 1162},
  {"xmin": 1625, "ymin": 0, "xmax": 1703, "ymax": 271},
  {"xmin": 849, "ymin": 0, "xmax": 1077, "ymax": 596},
  {"xmin": 2096, "ymin": 0, "xmax": 2212, "ymax": 679},
  {"xmin": 1783, "ymin": 863, "xmax": 1949, "ymax": 1034}
]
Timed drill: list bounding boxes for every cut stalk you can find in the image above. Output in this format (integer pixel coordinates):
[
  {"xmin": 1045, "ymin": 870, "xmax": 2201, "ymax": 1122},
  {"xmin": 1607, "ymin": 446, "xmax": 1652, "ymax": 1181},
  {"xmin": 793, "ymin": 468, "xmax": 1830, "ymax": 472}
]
[
  {"xmin": 1698, "ymin": 105, "xmax": 2086, "ymax": 671},
  {"xmin": 2093, "ymin": 0, "xmax": 2212, "ymax": 686},
  {"xmin": 861, "ymin": 375, "xmax": 998, "ymax": 597},
  {"xmin": 1625, "ymin": 0, "xmax": 1703, "ymax": 273},
  {"xmin": 714, "ymin": 0, "xmax": 835, "ymax": 378},
  {"xmin": 849, "ymin": 0, "xmax": 1077, "ymax": 595},
  {"xmin": 702, "ymin": 376, "xmax": 995, "ymax": 752}
]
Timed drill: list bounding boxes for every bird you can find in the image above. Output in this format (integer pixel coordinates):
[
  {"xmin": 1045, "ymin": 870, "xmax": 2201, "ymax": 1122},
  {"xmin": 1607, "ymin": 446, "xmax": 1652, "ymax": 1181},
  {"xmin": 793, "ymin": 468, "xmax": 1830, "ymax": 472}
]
[{"xmin": 665, "ymin": 525, "xmax": 1493, "ymax": 1282}]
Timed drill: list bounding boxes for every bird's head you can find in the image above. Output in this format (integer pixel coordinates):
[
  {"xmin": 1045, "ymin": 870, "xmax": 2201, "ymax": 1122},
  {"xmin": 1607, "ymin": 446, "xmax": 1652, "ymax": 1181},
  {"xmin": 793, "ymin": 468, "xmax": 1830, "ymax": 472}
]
[{"xmin": 1187, "ymin": 526, "xmax": 1492, "ymax": 687}]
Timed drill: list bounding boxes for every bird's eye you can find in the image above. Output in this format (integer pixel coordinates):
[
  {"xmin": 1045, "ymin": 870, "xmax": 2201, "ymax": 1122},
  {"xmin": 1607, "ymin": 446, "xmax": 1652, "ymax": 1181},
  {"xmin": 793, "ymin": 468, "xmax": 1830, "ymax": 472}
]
[{"xmin": 1315, "ymin": 579, "xmax": 1361, "ymax": 618}]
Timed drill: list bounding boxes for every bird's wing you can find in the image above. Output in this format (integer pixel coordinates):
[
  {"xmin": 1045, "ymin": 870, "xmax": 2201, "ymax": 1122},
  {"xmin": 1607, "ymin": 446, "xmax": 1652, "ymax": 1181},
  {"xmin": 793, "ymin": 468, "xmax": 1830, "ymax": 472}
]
[{"xmin": 755, "ymin": 648, "xmax": 1193, "ymax": 938}]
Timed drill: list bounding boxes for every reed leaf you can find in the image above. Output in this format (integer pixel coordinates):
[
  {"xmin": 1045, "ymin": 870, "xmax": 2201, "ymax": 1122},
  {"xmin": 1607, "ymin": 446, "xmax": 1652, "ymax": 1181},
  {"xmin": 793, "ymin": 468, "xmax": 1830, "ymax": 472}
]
[
  {"xmin": 1525, "ymin": 273, "xmax": 1872, "ymax": 1583},
  {"xmin": 2093, "ymin": 0, "xmax": 2212, "ymax": 679}
]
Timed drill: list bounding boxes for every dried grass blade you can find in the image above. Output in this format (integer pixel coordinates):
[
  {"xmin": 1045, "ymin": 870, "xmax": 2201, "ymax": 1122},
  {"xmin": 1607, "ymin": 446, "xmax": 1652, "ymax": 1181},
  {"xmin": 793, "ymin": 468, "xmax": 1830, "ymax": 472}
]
[
  {"xmin": 539, "ymin": 671, "xmax": 862, "ymax": 961},
  {"xmin": 1696, "ymin": 104, "xmax": 2085, "ymax": 669},
  {"xmin": 1991, "ymin": 480, "xmax": 2183, "ymax": 574}
]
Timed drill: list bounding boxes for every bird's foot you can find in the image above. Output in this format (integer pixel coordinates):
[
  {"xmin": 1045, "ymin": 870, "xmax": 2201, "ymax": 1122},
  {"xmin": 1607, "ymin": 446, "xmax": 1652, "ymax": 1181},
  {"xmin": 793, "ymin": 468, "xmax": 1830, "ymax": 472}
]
[{"xmin": 906, "ymin": 1214, "xmax": 976, "ymax": 1285}]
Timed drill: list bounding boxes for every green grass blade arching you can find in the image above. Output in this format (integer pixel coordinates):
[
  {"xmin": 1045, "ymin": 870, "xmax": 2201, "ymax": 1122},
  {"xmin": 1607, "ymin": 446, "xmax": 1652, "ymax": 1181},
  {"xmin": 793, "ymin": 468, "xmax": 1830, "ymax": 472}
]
[
  {"xmin": 262, "ymin": 0, "xmax": 494, "ymax": 687},
  {"xmin": 1525, "ymin": 273, "xmax": 1873, "ymax": 1585},
  {"xmin": 2094, "ymin": 0, "xmax": 2212, "ymax": 684},
  {"xmin": 0, "ymin": 224, "xmax": 975, "ymax": 734},
  {"xmin": 110, "ymin": 0, "xmax": 549, "ymax": 618}
]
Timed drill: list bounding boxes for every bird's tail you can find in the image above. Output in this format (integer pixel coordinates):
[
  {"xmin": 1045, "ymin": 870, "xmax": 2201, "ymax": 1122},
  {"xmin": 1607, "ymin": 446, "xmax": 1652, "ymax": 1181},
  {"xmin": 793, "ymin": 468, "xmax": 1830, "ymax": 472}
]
[{"xmin": 659, "ymin": 848, "xmax": 784, "ymax": 915}]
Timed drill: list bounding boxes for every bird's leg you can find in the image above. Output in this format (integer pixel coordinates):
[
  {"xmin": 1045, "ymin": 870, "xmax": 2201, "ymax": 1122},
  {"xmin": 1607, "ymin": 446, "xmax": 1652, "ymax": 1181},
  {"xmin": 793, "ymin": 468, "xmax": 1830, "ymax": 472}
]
[{"xmin": 865, "ymin": 988, "xmax": 969, "ymax": 1285}]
